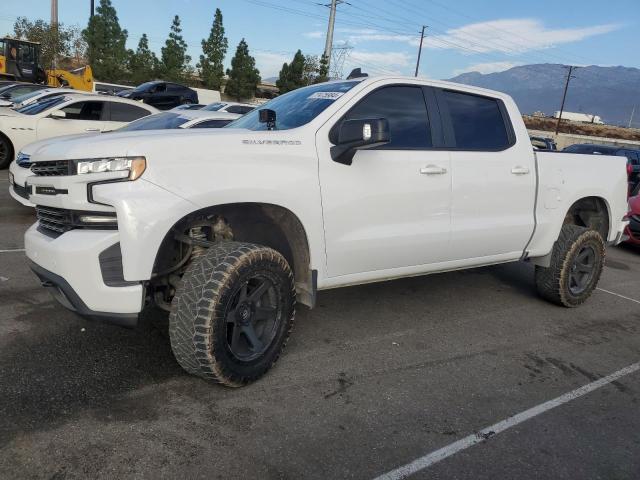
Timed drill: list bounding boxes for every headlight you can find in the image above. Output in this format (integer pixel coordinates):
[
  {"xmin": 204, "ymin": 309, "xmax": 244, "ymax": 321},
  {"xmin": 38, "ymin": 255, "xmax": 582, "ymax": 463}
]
[{"xmin": 76, "ymin": 156, "xmax": 146, "ymax": 180}]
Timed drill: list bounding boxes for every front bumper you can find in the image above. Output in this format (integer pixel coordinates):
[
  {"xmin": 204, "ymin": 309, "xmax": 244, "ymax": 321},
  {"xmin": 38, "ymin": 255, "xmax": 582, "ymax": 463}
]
[
  {"xmin": 25, "ymin": 224, "xmax": 144, "ymax": 325},
  {"xmin": 8, "ymin": 161, "xmax": 35, "ymax": 207}
]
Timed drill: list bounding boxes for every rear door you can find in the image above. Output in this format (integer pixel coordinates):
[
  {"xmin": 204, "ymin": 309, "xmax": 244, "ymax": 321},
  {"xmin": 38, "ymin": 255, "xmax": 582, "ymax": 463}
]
[
  {"xmin": 104, "ymin": 101, "xmax": 152, "ymax": 130},
  {"xmin": 436, "ymin": 88, "xmax": 536, "ymax": 260},
  {"xmin": 317, "ymin": 83, "xmax": 453, "ymax": 277},
  {"xmin": 36, "ymin": 100, "xmax": 107, "ymax": 140}
]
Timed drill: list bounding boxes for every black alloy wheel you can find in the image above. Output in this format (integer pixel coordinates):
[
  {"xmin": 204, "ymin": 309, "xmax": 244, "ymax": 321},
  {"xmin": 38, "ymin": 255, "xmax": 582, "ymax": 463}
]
[{"xmin": 225, "ymin": 273, "xmax": 282, "ymax": 362}]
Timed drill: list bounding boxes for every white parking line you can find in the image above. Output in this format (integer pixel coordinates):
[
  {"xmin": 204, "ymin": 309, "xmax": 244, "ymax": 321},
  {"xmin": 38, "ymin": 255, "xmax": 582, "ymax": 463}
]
[
  {"xmin": 597, "ymin": 288, "xmax": 640, "ymax": 305},
  {"xmin": 373, "ymin": 362, "xmax": 640, "ymax": 480},
  {"xmin": 0, "ymin": 248, "xmax": 25, "ymax": 253}
]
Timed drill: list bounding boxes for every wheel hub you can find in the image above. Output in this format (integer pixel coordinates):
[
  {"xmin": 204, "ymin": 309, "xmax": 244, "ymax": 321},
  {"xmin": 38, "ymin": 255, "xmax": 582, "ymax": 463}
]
[
  {"xmin": 236, "ymin": 303, "xmax": 252, "ymax": 325},
  {"xmin": 225, "ymin": 275, "xmax": 281, "ymax": 361},
  {"xmin": 569, "ymin": 244, "xmax": 597, "ymax": 295}
]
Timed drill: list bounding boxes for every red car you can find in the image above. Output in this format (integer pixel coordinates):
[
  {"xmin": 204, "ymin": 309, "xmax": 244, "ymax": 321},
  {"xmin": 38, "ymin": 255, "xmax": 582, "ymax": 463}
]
[{"xmin": 626, "ymin": 195, "xmax": 640, "ymax": 245}]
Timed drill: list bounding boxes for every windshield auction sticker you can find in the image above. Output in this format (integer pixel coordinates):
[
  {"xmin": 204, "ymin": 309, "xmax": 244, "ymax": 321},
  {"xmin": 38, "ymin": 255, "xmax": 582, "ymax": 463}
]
[{"xmin": 307, "ymin": 92, "xmax": 345, "ymax": 100}]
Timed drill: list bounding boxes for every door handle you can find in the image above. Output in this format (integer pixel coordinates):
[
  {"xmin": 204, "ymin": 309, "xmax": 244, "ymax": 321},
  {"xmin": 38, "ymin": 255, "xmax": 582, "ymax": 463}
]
[
  {"xmin": 85, "ymin": 128, "xmax": 100, "ymax": 132},
  {"xmin": 511, "ymin": 166, "xmax": 530, "ymax": 175},
  {"xmin": 420, "ymin": 165, "xmax": 447, "ymax": 175}
]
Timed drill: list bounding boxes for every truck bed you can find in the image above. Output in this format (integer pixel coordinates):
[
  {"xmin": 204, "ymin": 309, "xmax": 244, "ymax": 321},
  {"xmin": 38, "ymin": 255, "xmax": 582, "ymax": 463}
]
[{"xmin": 526, "ymin": 151, "xmax": 629, "ymax": 258}]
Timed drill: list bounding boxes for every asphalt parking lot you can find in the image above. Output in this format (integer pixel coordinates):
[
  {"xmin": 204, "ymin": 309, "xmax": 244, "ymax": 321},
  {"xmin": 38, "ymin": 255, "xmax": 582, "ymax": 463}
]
[{"xmin": 1, "ymin": 169, "xmax": 639, "ymax": 480}]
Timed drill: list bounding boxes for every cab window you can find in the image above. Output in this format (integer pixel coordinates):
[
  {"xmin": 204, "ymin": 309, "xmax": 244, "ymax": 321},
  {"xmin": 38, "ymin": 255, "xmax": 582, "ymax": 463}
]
[
  {"xmin": 442, "ymin": 90, "xmax": 510, "ymax": 150},
  {"xmin": 337, "ymin": 85, "xmax": 432, "ymax": 149}
]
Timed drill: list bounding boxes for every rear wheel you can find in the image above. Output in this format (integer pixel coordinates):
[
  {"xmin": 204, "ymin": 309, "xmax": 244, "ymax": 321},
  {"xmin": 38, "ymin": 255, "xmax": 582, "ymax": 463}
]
[
  {"xmin": 169, "ymin": 242, "xmax": 296, "ymax": 386},
  {"xmin": 535, "ymin": 224, "xmax": 605, "ymax": 307},
  {"xmin": 0, "ymin": 134, "xmax": 14, "ymax": 169}
]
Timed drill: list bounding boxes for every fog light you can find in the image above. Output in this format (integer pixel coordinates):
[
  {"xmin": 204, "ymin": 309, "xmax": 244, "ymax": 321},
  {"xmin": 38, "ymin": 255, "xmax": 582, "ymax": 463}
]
[{"xmin": 78, "ymin": 215, "xmax": 118, "ymax": 224}]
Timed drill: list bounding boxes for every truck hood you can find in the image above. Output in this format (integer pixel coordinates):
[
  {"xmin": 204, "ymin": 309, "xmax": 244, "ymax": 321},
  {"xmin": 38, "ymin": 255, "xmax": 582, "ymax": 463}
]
[
  {"xmin": 20, "ymin": 133, "xmax": 95, "ymax": 157},
  {"xmin": 28, "ymin": 128, "xmax": 291, "ymax": 163}
]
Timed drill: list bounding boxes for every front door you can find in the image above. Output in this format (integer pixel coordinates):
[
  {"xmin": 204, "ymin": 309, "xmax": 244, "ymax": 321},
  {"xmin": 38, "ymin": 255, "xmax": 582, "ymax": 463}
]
[
  {"xmin": 317, "ymin": 84, "xmax": 452, "ymax": 278},
  {"xmin": 37, "ymin": 100, "xmax": 106, "ymax": 140}
]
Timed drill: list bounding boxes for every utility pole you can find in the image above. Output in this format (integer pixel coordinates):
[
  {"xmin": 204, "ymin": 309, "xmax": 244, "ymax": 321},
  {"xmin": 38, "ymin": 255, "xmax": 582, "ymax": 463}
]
[
  {"xmin": 323, "ymin": 0, "xmax": 340, "ymax": 72},
  {"xmin": 414, "ymin": 25, "xmax": 426, "ymax": 77},
  {"xmin": 90, "ymin": 0, "xmax": 95, "ymax": 17},
  {"xmin": 555, "ymin": 65, "xmax": 578, "ymax": 135},
  {"xmin": 50, "ymin": 0, "xmax": 58, "ymax": 70}
]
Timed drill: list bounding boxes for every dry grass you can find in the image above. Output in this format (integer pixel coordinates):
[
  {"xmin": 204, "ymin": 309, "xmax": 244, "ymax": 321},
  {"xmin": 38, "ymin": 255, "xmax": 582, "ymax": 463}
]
[{"xmin": 523, "ymin": 116, "xmax": 640, "ymax": 141}]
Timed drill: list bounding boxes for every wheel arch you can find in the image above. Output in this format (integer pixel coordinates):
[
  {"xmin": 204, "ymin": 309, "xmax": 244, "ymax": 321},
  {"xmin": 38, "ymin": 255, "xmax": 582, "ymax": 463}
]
[
  {"xmin": 152, "ymin": 202, "xmax": 316, "ymax": 307},
  {"xmin": 563, "ymin": 195, "xmax": 611, "ymax": 241}
]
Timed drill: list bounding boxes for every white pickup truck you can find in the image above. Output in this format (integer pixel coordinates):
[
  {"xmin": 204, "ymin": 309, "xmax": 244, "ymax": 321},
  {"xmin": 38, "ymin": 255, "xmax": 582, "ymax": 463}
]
[{"xmin": 21, "ymin": 75, "xmax": 628, "ymax": 386}]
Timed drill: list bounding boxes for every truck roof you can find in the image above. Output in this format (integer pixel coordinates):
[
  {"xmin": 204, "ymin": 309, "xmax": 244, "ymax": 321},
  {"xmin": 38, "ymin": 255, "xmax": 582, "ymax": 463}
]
[{"xmin": 349, "ymin": 75, "xmax": 515, "ymax": 102}]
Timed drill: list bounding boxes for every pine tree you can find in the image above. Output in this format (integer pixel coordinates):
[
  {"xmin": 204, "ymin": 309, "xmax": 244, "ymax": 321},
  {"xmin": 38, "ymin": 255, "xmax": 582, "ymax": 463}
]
[
  {"xmin": 128, "ymin": 34, "xmax": 158, "ymax": 85},
  {"xmin": 160, "ymin": 15, "xmax": 191, "ymax": 83},
  {"xmin": 13, "ymin": 17, "xmax": 77, "ymax": 70},
  {"xmin": 198, "ymin": 8, "xmax": 228, "ymax": 90},
  {"xmin": 82, "ymin": 0, "xmax": 128, "ymax": 82},
  {"xmin": 225, "ymin": 39, "xmax": 260, "ymax": 101},
  {"xmin": 276, "ymin": 49, "xmax": 305, "ymax": 93},
  {"xmin": 317, "ymin": 53, "xmax": 329, "ymax": 83}
]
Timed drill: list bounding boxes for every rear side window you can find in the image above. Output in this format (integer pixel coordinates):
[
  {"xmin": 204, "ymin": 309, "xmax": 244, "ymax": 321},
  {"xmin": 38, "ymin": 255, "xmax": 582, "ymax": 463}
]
[
  {"xmin": 191, "ymin": 119, "xmax": 233, "ymax": 128},
  {"xmin": 341, "ymin": 85, "xmax": 432, "ymax": 149},
  {"xmin": 60, "ymin": 101, "xmax": 104, "ymax": 121},
  {"xmin": 443, "ymin": 90, "xmax": 510, "ymax": 150},
  {"xmin": 109, "ymin": 102, "xmax": 151, "ymax": 122}
]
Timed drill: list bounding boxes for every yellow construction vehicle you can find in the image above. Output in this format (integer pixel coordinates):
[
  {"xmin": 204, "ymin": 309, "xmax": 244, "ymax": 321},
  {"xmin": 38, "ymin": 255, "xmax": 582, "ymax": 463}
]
[
  {"xmin": 0, "ymin": 36, "xmax": 93, "ymax": 91},
  {"xmin": 46, "ymin": 65, "xmax": 93, "ymax": 91}
]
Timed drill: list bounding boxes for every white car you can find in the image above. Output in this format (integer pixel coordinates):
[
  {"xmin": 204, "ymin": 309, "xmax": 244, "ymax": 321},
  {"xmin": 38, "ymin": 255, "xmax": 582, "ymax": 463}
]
[
  {"xmin": 0, "ymin": 87, "xmax": 79, "ymax": 109},
  {"xmin": 23, "ymin": 76, "xmax": 628, "ymax": 386},
  {"xmin": 199, "ymin": 101, "xmax": 255, "ymax": 115},
  {"xmin": 120, "ymin": 109, "xmax": 240, "ymax": 131},
  {"xmin": 0, "ymin": 93, "xmax": 158, "ymax": 168},
  {"xmin": 8, "ymin": 110, "xmax": 238, "ymax": 207}
]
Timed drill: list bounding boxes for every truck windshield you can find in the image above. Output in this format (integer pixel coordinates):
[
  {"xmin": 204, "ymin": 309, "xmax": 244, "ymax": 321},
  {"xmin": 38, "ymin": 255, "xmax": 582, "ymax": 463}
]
[{"xmin": 226, "ymin": 81, "xmax": 357, "ymax": 131}]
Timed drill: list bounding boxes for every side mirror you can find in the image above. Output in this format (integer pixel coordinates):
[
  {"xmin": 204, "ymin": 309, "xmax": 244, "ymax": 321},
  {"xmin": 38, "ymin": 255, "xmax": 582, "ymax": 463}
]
[
  {"xmin": 49, "ymin": 110, "xmax": 66, "ymax": 119},
  {"xmin": 330, "ymin": 118, "xmax": 390, "ymax": 165},
  {"xmin": 258, "ymin": 108, "xmax": 276, "ymax": 130}
]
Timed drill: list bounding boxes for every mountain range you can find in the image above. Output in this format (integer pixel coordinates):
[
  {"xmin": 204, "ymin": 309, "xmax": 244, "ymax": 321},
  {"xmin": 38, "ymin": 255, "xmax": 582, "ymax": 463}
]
[{"xmin": 448, "ymin": 64, "xmax": 640, "ymax": 127}]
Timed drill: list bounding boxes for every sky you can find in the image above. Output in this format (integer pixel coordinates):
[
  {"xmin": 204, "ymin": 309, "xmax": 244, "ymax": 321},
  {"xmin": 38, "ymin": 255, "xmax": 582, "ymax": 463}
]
[{"xmin": 1, "ymin": 0, "xmax": 638, "ymax": 80}]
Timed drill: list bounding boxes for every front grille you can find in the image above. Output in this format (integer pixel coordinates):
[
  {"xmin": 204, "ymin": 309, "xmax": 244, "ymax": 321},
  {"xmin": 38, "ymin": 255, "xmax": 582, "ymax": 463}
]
[
  {"xmin": 31, "ymin": 160, "xmax": 74, "ymax": 176},
  {"xmin": 35, "ymin": 205, "xmax": 118, "ymax": 238},
  {"xmin": 36, "ymin": 206, "xmax": 74, "ymax": 236}
]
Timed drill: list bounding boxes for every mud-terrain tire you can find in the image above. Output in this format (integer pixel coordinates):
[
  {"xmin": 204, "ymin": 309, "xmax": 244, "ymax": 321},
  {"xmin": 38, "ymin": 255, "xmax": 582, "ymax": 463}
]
[
  {"xmin": 535, "ymin": 224, "xmax": 605, "ymax": 307},
  {"xmin": 0, "ymin": 134, "xmax": 14, "ymax": 169},
  {"xmin": 169, "ymin": 242, "xmax": 296, "ymax": 386}
]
